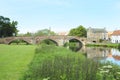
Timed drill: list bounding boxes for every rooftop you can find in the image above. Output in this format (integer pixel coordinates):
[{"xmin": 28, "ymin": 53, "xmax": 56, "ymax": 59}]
[
  {"xmin": 88, "ymin": 27, "xmax": 107, "ymax": 33},
  {"xmin": 112, "ymin": 30, "xmax": 120, "ymax": 35}
]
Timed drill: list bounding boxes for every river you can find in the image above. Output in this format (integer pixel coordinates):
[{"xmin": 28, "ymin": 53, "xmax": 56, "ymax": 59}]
[{"xmin": 79, "ymin": 46, "xmax": 120, "ymax": 65}]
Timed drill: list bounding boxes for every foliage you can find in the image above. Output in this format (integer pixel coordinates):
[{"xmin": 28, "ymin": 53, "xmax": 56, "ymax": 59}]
[
  {"xmin": 23, "ymin": 32, "xmax": 33, "ymax": 37},
  {"xmin": 34, "ymin": 29, "xmax": 56, "ymax": 36},
  {"xmin": 22, "ymin": 45, "xmax": 103, "ymax": 80},
  {"xmin": 64, "ymin": 42, "xmax": 82, "ymax": 52},
  {"xmin": 0, "ymin": 16, "xmax": 18, "ymax": 37},
  {"xmin": 99, "ymin": 39, "xmax": 104, "ymax": 43},
  {"xmin": 86, "ymin": 43, "xmax": 119, "ymax": 48},
  {"xmin": 0, "ymin": 44, "xmax": 35, "ymax": 80},
  {"xmin": 97, "ymin": 64, "xmax": 120, "ymax": 80},
  {"xmin": 9, "ymin": 39, "xmax": 30, "ymax": 45},
  {"xmin": 118, "ymin": 43, "xmax": 120, "ymax": 51},
  {"xmin": 69, "ymin": 25, "xmax": 87, "ymax": 37},
  {"xmin": 40, "ymin": 39, "xmax": 58, "ymax": 46}
]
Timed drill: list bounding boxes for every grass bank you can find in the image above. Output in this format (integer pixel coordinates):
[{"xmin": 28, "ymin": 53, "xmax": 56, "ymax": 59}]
[
  {"xmin": 0, "ymin": 44, "xmax": 36, "ymax": 80},
  {"xmin": 22, "ymin": 45, "xmax": 102, "ymax": 80},
  {"xmin": 22, "ymin": 44, "xmax": 120, "ymax": 80},
  {"xmin": 86, "ymin": 43, "xmax": 119, "ymax": 48}
]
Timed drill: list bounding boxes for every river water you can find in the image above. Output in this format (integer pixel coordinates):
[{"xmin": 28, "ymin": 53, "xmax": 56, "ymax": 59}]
[{"xmin": 79, "ymin": 46, "xmax": 120, "ymax": 65}]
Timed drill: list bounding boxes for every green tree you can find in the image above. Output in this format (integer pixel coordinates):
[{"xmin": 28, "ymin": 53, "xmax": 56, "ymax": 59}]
[
  {"xmin": 0, "ymin": 16, "xmax": 18, "ymax": 37},
  {"xmin": 34, "ymin": 29, "xmax": 56, "ymax": 36},
  {"xmin": 69, "ymin": 25, "xmax": 87, "ymax": 37},
  {"xmin": 23, "ymin": 32, "xmax": 32, "ymax": 37}
]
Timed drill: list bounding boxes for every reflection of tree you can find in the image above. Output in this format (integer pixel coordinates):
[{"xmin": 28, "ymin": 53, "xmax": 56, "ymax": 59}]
[{"xmin": 99, "ymin": 48, "xmax": 104, "ymax": 51}]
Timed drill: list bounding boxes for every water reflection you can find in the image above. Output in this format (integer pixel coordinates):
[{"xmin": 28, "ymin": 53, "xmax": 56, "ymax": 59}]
[{"xmin": 80, "ymin": 47, "xmax": 120, "ymax": 65}]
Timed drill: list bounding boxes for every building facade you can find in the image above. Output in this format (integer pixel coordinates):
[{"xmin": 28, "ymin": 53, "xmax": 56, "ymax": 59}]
[
  {"xmin": 87, "ymin": 27, "xmax": 108, "ymax": 42},
  {"xmin": 111, "ymin": 30, "xmax": 120, "ymax": 43}
]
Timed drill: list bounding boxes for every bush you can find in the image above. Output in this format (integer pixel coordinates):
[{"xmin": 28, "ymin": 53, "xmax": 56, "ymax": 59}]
[
  {"xmin": 99, "ymin": 39, "xmax": 104, "ymax": 43},
  {"xmin": 118, "ymin": 44, "xmax": 120, "ymax": 51},
  {"xmin": 97, "ymin": 64, "xmax": 120, "ymax": 80},
  {"xmin": 40, "ymin": 39, "xmax": 57, "ymax": 46},
  {"xmin": 9, "ymin": 39, "xmax": 29, "ymax": 45}
]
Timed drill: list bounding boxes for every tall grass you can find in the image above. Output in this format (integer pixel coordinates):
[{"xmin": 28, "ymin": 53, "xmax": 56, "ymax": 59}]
[
  {"xmin": 0, "ymin": 44, "xmax": 35, "ymax": 80},
  {"xmin": 22, "ymin": 45, "xmax": 101, "ymax": 80}
]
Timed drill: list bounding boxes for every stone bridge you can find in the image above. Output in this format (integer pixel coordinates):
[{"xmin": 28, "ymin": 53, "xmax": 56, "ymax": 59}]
[{"xmin": 0, "ymin": 36, "xmax": 87, "ymax": 46}]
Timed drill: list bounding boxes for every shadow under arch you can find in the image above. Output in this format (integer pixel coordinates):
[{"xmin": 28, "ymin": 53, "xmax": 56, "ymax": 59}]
[
  {"xmin": 8, "ymin": 39, "xmax": 30, "ymax": 45},
  {"xmin": 40, "ymin": 39, "xmax": 58, "ymax": 46},
  {"xmin": 69, "ymin": 38, "xmax": 83, "ymax": 52}
]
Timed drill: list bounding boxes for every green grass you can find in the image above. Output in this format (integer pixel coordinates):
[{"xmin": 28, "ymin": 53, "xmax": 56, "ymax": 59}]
[
  {"xmin": 23, "ymin": 45, "xmax": 102, "ymax": 80},
  {"xmin": 23, "ymin": 45, "xmax": 120, "ymax": 80},
  {"xmin": 86, "ymin": 43, "xmax": 119, "ymax": 48},
  {"xmin": 0, "ymin": 44, "xmax": 36, "ymax": 80}
]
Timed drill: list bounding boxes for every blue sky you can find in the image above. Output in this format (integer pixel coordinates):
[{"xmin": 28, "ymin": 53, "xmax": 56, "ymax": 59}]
[{"xmin": 0, "ymin": 0, "xmax": 120, "ymax": 33}]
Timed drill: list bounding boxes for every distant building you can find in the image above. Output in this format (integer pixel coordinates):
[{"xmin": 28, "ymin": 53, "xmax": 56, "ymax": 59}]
[
  {"xmin": 107, "ymin": 31, "xmax": 113, "ymax": 41},
  {"xmin": 87, "ymin": 27, "xmax": 108, "ymax": 42},
  {"xmin": 111, "ymin": 30, "xmax": 120, "ymax": 43}
]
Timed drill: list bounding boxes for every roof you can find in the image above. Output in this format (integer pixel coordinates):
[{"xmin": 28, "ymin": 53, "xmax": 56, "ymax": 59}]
[
  {"xmin": 108, "ymin": 31, "xmax": 113, "ymax": 37},
  {"xmin": 88, "ymin": 27, "xmax": 107, "ymax": 33},
  {"xmin": 112, "ymin": 30, "xmax": 120, "ymax": 35}
]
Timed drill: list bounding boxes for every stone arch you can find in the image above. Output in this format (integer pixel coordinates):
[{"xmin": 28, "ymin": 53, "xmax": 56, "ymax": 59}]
[
  {"xmin": 69, "ymin": 38, "xmax": 83, "ymax": 51},
  {"xmin": 40, "ymin": 38, "xmax": 58, "ymax": 46},
  {"xmin": 8, "ymin": 38, "xmax": 30, "ymax": 45}
]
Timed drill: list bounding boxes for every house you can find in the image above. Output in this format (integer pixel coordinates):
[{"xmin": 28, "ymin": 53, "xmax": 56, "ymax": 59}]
[
  {"xmin": 107, "ymin": 31, "xmax": 113, "ymax": 41},
  {"xmin": 87, "ymin": 27, "xmax": 108, "ymax": 42},
  {"xmin": 111, "ymin": 30, "xmax": 120, "ymax": 43}
]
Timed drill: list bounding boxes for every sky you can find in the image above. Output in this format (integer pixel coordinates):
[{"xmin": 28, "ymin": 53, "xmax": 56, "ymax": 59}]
[{"xmin": 0, "ymin": 0, "xmax": 120, "ymax": 33}]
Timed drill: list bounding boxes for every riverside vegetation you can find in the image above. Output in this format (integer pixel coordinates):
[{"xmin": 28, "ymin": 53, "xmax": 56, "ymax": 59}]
[
  {"xmin": 0, "ymin": 43, "xmax": 120, "ymax": 80},
  {"xmin": 21, "ymin": 44, "xmax": 120, "ymax": 80},
  {"xmin": 86, "ymin": 43, "xmax": 119, "ymax": 48}
]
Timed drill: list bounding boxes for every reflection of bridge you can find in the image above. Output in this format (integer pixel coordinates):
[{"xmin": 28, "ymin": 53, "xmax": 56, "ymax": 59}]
[{"xmin": 0, "ymin": 36, "xmax": 86, "ymax": 46}]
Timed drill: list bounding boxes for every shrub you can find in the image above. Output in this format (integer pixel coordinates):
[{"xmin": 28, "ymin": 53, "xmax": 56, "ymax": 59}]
[
  {"xmin": 118, "ymin": 43, "xmax": 120, "ymax": 51},
  {"xmin": 97, "ymin": 64, "xmax": 120, "ymax": 80},
  {"xmin": 9, "ymin": 39, "xmax": 29, "ymax": 45},
  {"xmin": 99, "ymin": 39, "xmax": 104, "ymax": 43}
]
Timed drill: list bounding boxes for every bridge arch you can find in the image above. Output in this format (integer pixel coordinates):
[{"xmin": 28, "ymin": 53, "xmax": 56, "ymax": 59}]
[
  {"xmin": 8, "ymin": 38, "xmax": 31, "ymax": 45},
  {"xmin": 68, "ymin": 38, "xmax": 83, "ymax": 51},
  {"xmin": 40, "ymin": 39, "xmax": 58, "ymax": 46}
]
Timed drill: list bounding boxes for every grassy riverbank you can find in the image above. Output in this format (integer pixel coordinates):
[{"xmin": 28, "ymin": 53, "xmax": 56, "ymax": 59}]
[
  {"xmin": 22, "ymin": 44, "xmax": 120, "ymax": 80},
  {"xmin": 22, "ymin": 45, "xmax": 101, "ymax": 80},
  {"xmin": 86, "ymin": 43, "xmax": 119, "ymax": 48},
  {"xmin": 0, "ymin": 44, "xmax": 35, "ymax": 80},
  {"xmin": 0, "ymin": 44, "xmax": 120, "ymax": 80}
]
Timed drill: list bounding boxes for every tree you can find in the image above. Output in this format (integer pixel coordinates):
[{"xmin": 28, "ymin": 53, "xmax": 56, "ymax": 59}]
[
  {"xmin": 0, "ymin": 16, "xmax": 18, "ymax": 37},
  {"xmin": 34, "ymin": 29, "xmax": 56, "ymax": 36},
  {"xmin": 69, "ymin": 25, "xmax": 87, "ymax": 37}
]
